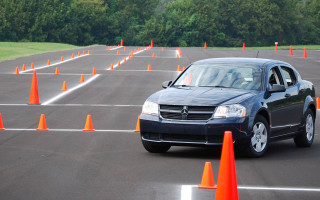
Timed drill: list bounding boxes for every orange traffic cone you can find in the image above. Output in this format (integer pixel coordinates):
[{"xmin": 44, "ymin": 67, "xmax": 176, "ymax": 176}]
[
  {"xmin": 242, "ymin": 43, "xmax": 245, "ymax": 50},
  {"xmin": 92, "ymin": 67, "xmax": 96, "ymax": 75},
  {"xmin": 83, "ymin": 114, "xmax": 95, "ymax": 131},
  {"xmin": 29, "ymin": 70, "xmax": 40, "ymax": 104},
  {"xmin": 182, "ymin": 66, "xmax": 186, "ymax": 71},
  {"xmin": 124, "ymin": 57, "xmax": 127, "ymax": 63},
  {"xmin": 78, "ymin": 52, "xmax": 80, "ymax": 56},
  {"xmin": 31, "ymin": 62, "xmax": 34, "ymax": 69},
  {"xmin": 275, "ymin": 43, "xmax": 278, "ymax": 51},
  {"xmin": 134, "ymin": 49, "xmax": 137, "ymax": 53},
  {"xmin": 152, "ymin": 52, "xmax": 155, "ymax": 58},
  {"xmin": 204, "ymin": 42, "xmax": 207, "ymax": 49},
  {"xmin": 151, "ymin": 40, "xmax": 154, "ymax": 47},
  {"xmin": 110, "ymin": 64, "xmax": 114, "ymax": 71},
  {"xmin": 215, "ymin": 131, "xmax": 239, "ymax": 200},
  {"xmin": 198, "ymin": 162, "xmax": 217, "ymax": 189},
  {"xmin": 54, "ymin": 67, "xmax": 60, "ymax": 75},
  {"xmin": 117, "ymin": 50, "xmax": 120, "ymax": 55},
  {"xmin": 15, "ymin": 67, "xmax": 19, "ymax": 75},
  {"xmin": 0, "ymin": 113, "xmax": 5, "ymax": 130},
  {"xmin": 61, "ymin": 56, "xmax": 64, "ymax": 61},
  {"xmin": 22, "ymin": 64, "xmax": 26, "ymax": 71},
  {"xmin": 147, "ymin": 64, "xmax": 152, "ymax": 71},
  {"xmin": 83, "ymin": 51, "xmax": 86, "ymax": 55},
  {"xmin": 316, "ymin": 97, "xmax": 320, "ymax": 110},
  {"xmin": 80, "ymin": 74, "xmax": 85, "ymax": 82},
  {"xmin": 114, "ymin": 45, "xmax": 116, "ymax": 48},
  {"xmin": 61, "ymin": 81, "xmax": 68, "ymax": 91},
  {"xmin": 303, "ymin": 46, "xmax": 307, "ymax": 58},
  {"xmin": 124, "ymin": 47, "xmax": 126, "ymax": 51},
  {"xmin": 179, "ymin": 49, "xmax": 182, "ymax": 56},
  {"xmin": 177, "ymin": 65, "xmax": 181, "ymax": 71},
  {"xmin": 134, "ymin": 115, "xmax": 140, "ymax": 132},
  {"xmin": 118, "ymin": 60, "xmax": 121, "ymax": 67},
  {"xmin": 289, "ymin": 45, "xmax": 293, "ymax": 56},
  {"xmin": 72, "ymin": 53, "xmax": 75, "ymax": 58},
  {"xmin": 47, "ymin": 59, "xmax": 51, "ymax": 66},
  {"xmin": 88, "ymin": 50, "xmax": 90, "ymax": 55},
  {"xmin": 36, "ymin": 114, "xmax": 48, "ymax": 131},
  {"xmin": 162, "ymin": 47, "xmax": 164, "ymax": 51},
  {"xmin": 176, "ymin": 54, "xmax": 180, "ymax": 59}
]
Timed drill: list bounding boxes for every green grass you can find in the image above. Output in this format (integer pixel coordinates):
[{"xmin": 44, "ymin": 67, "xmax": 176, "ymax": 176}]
[{"xmin": 0, "ymin": 42, "xmax": 91, "ymax": 62}]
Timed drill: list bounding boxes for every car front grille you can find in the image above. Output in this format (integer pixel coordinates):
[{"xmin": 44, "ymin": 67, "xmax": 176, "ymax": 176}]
[{"xmin": 160, "ymin": 105, "xmax": 216, "ymax": 120}]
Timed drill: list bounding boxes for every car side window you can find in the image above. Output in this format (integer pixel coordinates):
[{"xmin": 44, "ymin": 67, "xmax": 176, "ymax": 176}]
[
  {"xmin": 280, "ymin": 66, "xmax": 297, "ymax": 87},
  {"xmin": 268, "ymin": 67, "xmax": 284, "ymax": 88}
]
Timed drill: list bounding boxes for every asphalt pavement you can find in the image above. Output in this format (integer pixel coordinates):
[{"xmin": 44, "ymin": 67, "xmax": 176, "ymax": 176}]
[{"xmin": 0, "ymin": 45, "xmax": 319, "ymax": 200}]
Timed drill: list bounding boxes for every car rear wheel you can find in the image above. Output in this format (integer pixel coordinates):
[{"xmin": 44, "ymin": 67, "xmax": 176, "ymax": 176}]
[
  {"xmin": 141, "ymin": 140, "xmax": 171, "ymax": 153},
  {"xmin": 294, "ymin": 108, "xmax": 314, "ymax": 147},
  {"xmin": 246, "ymin": 115, "xmax": 269, "ymax": 157}
]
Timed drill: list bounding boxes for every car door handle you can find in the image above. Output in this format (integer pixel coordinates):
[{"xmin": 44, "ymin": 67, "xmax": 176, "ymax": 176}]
[{"xmin": 285, "ymin": 93, "xmax": 291, "ymax": 98}]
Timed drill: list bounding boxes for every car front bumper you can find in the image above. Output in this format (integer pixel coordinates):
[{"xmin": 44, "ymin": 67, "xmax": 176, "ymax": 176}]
[{"xmin": 140, "ymin": 114, "xmax": 251, "ymax": 146}]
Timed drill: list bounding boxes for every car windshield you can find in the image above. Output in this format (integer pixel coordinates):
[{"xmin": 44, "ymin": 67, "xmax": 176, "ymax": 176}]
[{"xmin": 173, "ymin": 64, "xmax": 263, "ymax": 90}]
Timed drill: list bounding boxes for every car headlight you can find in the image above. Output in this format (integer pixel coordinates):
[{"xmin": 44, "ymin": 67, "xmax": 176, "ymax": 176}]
[
  {"xmin": 142, "ymin": 101, "xmax": 159, "ymax": 116},
  {"xmin": 213, "ymin": 104, "xmax": 246, "ymax": 118}
]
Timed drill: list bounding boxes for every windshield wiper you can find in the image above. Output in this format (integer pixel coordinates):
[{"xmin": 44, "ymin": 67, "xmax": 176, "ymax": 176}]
[
  {"xmin": 198, "ymin": 85, "xmax": 231, "ymax": 88},
  {"xmin": 173, "ymin": 85, "xmax": 192, "ymax": 87}
]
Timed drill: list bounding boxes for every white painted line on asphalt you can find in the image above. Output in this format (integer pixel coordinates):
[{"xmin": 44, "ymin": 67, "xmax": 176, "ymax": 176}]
[
  {"xmin": 181, "ymin": 185, "xmax": 192, "ymax": 200},
  {"xmin": 115, "ymin": 69, "xmax": 180, "ymax": 72},
  {"xmin": 41, "ymin": 74, "xmax": 100, "ymax": 105},
  {"xmin": 107, "ymin": 46, "xmax": 123, "ymax": 51},
  {"xmin": 23, "ymin": 73, "xmax": 92, "ymax": 76},
  {"xmin": 107, "ymin": 48, "xmax": 147, "ymax": 70},
  {"xmin": 4, "ymin": 128, "xmax": 134, "ymax": 132},
  {"xmin": 0, "ymin": 104, "xmax": 29, "ymax": 106},
  {"xmin": 20, "ymin": 54, "xmax": 89, "ymax": 73}
]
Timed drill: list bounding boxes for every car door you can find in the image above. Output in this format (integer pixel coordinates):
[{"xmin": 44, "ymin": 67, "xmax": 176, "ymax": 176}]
[
  {"xmin": 265, "ymin": 66, "xmax": 291, "ymax": 136},
  {"xmin": 279, "ymin": 66, "xmax": 304, "ymax": 131}
]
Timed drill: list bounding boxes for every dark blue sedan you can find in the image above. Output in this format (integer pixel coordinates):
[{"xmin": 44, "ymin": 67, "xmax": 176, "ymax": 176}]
[{"xmin": 139, "ymin": 58, "xmax": 316, "ymax": 157}]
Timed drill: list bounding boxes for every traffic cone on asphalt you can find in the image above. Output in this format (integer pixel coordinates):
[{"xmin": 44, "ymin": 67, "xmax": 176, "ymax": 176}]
[
  {"xmin": 83, "ymin": 50, "xmax": 86, "ymax": 55},
  {"xmin": 316, "ymin": 97, "xmax": 320, "ymax": 110},
  {"xmin": 88, "ymin": 50, "xmax": 90, "ymax": 55},
  {"xmin": 36, "ymin": 114, "xmax": 48, "ymax": 131},
  {"xmin": 162, "ymin": 47, "xmax": 164, "ymax": 51},
  {"xmin": 29, "ymin": 70, "xmax": 40, "ymax": 104},
  {"xmin": 80, "ymin": 74, "xmax": 85, "ymax": 82},
  {"xmin": 242, "ymin": 43, "xmax": 245, "ymax": 50},
  {"xmin": 110, "ymin": 64, "xmax": 114, "ymax": 71},
  {"xmin": 78, "ymin": 52, "xmax": 80, "ymax": 56},
  {"xmin": 31, "ymin": 62, "xmax": 34, "ymax": 69},
  {"xmin": 22, "ymin": 64, "xmax": 26, "ymax": 71},
  {"xmin": 61, "ymin": 81, "xmax": 68, "ymax": 91},
  {"xmin": 121, "ymin": 39, "xmax": 123, "ymax": 46},
  {"xmin": 215, "ymin": 131, "xmax": 239, "ymax": 200},
  {"xmin": 117, "ymin": 50, "xmax": 120, "ymax": 55},
  {"xmin": 177, "ymin": 65, "xmax": 181, "ymax": 71},
  {"xmin": 147, "ymin": 64, "xmax": 152, "ymax": 71},
  {"xmin": 92, "ymin": 67, "xmax": 96, "ymax": 75},
  {"xmin": 0, "ymin": 113, "xmax": 5, "ymax": 130},
  {"xmin": 54, "ymin": 67, "xmax": 60, "ymax": 75},
  {"xmin": 72, "ymin": 53, "xmax": 75, "ymax": 58},
  {"xmin": 118, "ymin": 60, "xmax": 121, "ymax": 67},
  {"xmin": 289, "ymin": 45, "xmax": 293, "ymax": 56},
  {"xmin": 204, "ymin": 42, "xmax": 207, "ymax": 49},
  {"xmin": 15, "ymin": 67, "xmax": 19, "ymax": 75},
  {"xmin": 152, "ymin": 52, "xmax": 155, "ymax": 58},
  {"xmin": 134, "ymin": 115, "xmax": 140, "ymax": 132},
  {"xmin": 124, "ymin": 47, "xmax": 126, "ymax": 51},
  {"xmin": 198, "ymin": 162, "xmax": 217, "ymax": 189},
  {"xmin": 47, "ymin": 59, "xmax": 50, "ymax": 66},
  {"xmin": 182, "ymin": 66, "xmax": 186, "ymax": 71},
  {"xmin": 275, "ymin": 43, "xmax": 278, "ymax": 51},
  {"xmin": 134, "ymin": 49, "xmax": 137, "ymax": 53},
  {"xmin": 124, "ymin": 57, "xmax": 127, "ymax": 63},
  {"xmin": 303, "ymin": 46, "xmax": 307, "ymax": 58},
  {"xmin": 176, "ymin": 54, "xmax": 180, "ymax": 59},
  {"xmin": 151, "ymin": 40, "xmax": 154, "ymax": 47},
  {"xmin": 61, "ymin": 56, "xmax": 64, "ymax": 61},
  {"xmin": 83, "ymin": 115, "xmax": 95, "ymax": 131}
]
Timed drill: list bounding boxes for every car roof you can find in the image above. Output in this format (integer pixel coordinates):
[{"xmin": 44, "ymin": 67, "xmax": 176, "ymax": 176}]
[{"xmin": 192, "ymin": 57, "xmax": 288, "ymax": 67}]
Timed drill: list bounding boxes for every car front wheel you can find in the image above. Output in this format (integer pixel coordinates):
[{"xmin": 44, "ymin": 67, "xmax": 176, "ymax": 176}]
[
  {"xmin": 141, "ymin": 139, "xmax": 171, "ymax": 153},
  {"xmin": 246, "ymin": 115, "xmax": 269, "ymax": 157},
  {"xmin": 294, "ymin": 108, "xmax": 314, "ymax": 147}
]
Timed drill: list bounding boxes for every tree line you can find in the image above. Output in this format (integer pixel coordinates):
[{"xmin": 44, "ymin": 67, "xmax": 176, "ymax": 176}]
[{"xmin": 0, "ymin": 0, "xmax": 319, "ymax": 47}]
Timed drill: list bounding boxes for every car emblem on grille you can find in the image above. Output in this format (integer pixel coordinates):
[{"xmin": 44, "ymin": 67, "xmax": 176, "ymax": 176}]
[{"xmin": 181, "ymin": 109, "xmax": 188, "ymax": 116}]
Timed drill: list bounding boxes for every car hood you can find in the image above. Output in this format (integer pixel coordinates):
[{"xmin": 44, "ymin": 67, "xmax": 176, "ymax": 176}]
[{"xmin": 148, "ymin": 87, "xmax": 257, "ymax": 106}]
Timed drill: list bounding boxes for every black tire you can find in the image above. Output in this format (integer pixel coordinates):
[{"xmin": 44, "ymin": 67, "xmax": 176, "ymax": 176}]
[
  {"xmin": 246, "ymin": 115, "xmax": 270, "ymax": 158},
  {"xmin": 294, "ymin": 108, "xmax": 315, "ymax": 147},
  {"xmin": 141, "ymin": 140, "xmax": 171, "ymax": 153}
]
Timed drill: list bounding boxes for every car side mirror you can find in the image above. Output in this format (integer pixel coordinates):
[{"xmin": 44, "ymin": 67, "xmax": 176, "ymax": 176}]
[
  {"xmin": 162, "ymin": 81, "xmax": 172, "ymax": 89},
  {"xmin": 268, "ymin": 84, "xmax": 286, "ymax": 93}
]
